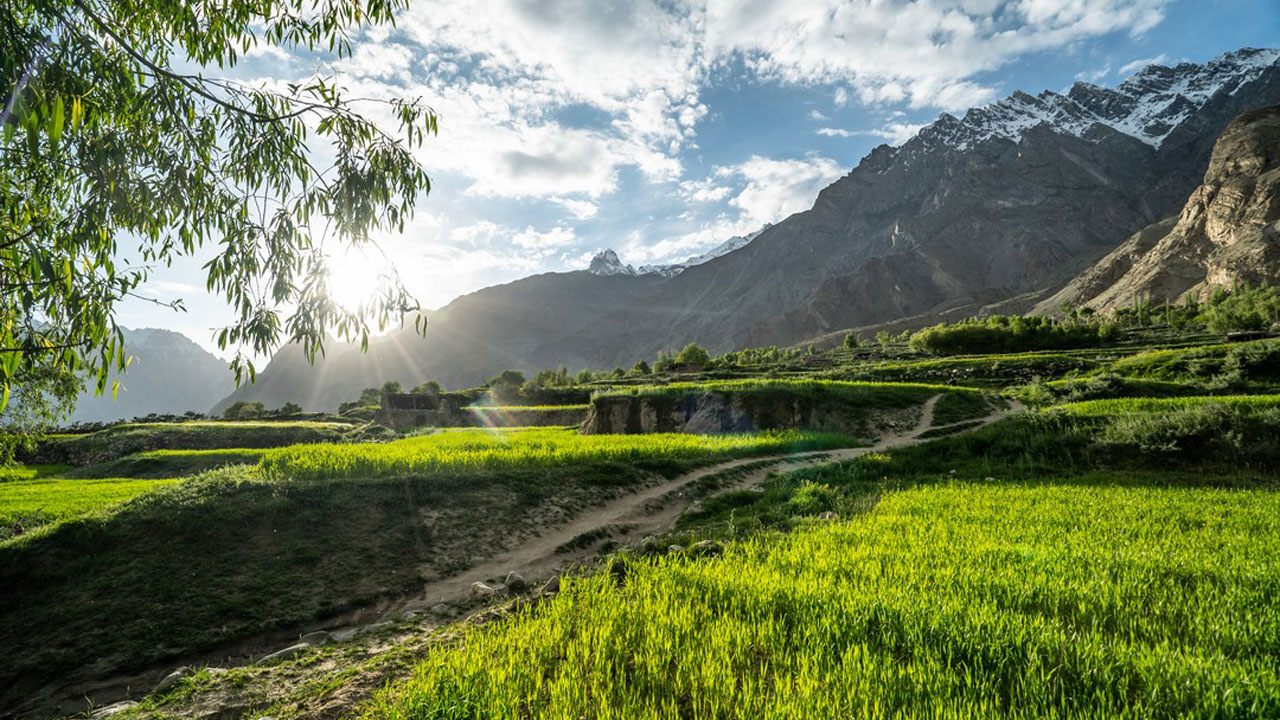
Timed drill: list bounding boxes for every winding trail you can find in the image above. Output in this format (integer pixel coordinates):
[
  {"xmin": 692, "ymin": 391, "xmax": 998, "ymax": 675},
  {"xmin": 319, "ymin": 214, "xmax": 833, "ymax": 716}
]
[
  {"xmin": 381, "ymin": 394, "xmax": 1020, "ymax": 618},
  {"xmin": 44, "ymin": 396, "xmax": 1023, "ymax": 717}
]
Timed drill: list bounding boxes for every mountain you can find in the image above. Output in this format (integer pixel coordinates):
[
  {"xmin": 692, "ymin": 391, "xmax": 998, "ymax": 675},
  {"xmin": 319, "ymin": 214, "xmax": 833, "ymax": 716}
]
[
  {"xmin": 1040, "ymin": 103, "xmax": 1280, "ymax": 313},
  {"xmin": 212, "ymin": 270, "xmax": 664, "ymax": 412},
  {"xmin": 69, "ymin": 328, "xmax": 235, "ymax": 423},
  {"xmin": 553, "ymin": 48, "xmax": 1280, "ymax": 367},
  {"xmin": 215, "ymin": 48, "xmax": 1280, "ymax": 410},
  {"xmin": 588, "ymin": 226, "xmax": 770, "ymax": 279}
]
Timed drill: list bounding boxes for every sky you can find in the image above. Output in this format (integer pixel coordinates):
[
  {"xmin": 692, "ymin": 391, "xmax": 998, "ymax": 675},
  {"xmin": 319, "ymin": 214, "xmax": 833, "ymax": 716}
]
[{"xmin": 117, "ymin": 0, "xmax": 1280, "ymax": 358}]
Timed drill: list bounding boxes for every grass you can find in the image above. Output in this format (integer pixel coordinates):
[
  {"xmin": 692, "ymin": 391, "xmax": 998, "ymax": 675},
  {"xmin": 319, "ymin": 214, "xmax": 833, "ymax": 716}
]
[
  {"xmin": 1056, "ymin": 394, "xmax": 1280, "ymax": 416},
  {"xmin": 68, "ymin": 448, "xmax": 268, "ymax": 478},
  {"xmin": 259, "ymin": 427, "xmax": 858, "ymax": 482},
  {"xmin": 1, "ymin": 471, "xmax": 181, "ymax": 543},
  {"xmin": 0, "ymin": 428, "xmax": 854, "ymax": 708},
  {"xmin": 364, "ymin": 483, "xmax": 1280, "ymax": 719},
  {"xmin": 29, "ymin": 421, "xmax": 352, "ymax": 465}
]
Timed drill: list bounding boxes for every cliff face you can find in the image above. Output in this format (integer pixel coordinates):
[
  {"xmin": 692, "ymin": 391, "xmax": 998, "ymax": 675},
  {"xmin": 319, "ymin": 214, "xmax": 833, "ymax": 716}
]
[{"xmin": 1042, "ymin": 104, "xmax": 1280, "ymax": 313}]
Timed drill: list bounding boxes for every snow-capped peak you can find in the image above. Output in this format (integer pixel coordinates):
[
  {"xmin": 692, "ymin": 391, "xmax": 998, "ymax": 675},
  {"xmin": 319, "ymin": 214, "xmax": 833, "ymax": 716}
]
[
  {"xmin": 912, "ymin": 47, "xmax": 1279, "ymax": 151},
  {"xmin": 638, "ymin": 225, "xmax": 771, "ymax": 277},
  {"xmin": 587, "ymin": 249, "xmax": 637, "ymax": 277}
]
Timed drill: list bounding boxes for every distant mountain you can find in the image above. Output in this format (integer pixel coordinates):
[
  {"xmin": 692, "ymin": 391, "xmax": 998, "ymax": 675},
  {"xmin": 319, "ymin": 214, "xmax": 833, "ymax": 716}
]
[
  {"xmin": 70, "ymin": 328, "xmax": 235, "ymax": 423},
  {"xmin": 213, "ymin": 270, "xmax": 664, "ymax": 413},
  {"xmin": 213, "ymin": 48, "xmax": 1280, "ymax": 410},
  {"xmin": 1040, "ymin": 104, "xmax": 1280, "ymax": 313},
  {"xmin": 588, "ymin": 225, "xmax": 770, "ymax": 279}
]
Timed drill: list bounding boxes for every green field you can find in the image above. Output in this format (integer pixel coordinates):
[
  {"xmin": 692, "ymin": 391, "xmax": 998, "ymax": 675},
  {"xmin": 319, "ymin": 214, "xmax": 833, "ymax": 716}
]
[
  {"xmin": 1, "ymin": 472, "xmax": 181, "ymax": 543},
  {"xmin": 365, "ymin": 483, "xmax": 1280, "ymax": 719},
  {"xmin": 259, "ymin": 427, "xmax": 857, "ymax": 481}
]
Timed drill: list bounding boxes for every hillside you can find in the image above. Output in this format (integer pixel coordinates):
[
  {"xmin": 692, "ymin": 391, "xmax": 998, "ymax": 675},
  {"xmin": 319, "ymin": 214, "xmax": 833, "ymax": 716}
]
[
  {"xmin": 1040, "ymin": 103, "xmax": 1280, "ymax": 312},
  {"xmin": 69, "ymin": 329, "xmax": 235, "ymax": 423}
]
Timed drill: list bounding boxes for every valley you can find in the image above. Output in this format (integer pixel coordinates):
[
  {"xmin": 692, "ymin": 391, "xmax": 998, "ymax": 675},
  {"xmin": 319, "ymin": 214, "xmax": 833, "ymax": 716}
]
[{"xmin": 3, "ymin": 19, "xmax": 1279, "ymax": 720}]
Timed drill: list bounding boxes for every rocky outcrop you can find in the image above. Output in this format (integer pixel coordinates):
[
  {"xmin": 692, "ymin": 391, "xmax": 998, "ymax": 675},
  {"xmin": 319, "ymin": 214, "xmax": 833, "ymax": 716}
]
[{"xmin": 1042, "ymin": 104, "xmax": 1280, "ymax": 313}]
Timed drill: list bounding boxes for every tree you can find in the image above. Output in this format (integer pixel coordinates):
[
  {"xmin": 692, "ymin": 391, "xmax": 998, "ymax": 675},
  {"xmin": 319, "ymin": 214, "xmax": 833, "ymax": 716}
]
[
  {"xmin": 381, "ymin": 380, "xmax": 403, "ymax": 395},
  {"xmin": 631, "ymin": 360, "xmax": 652, "ymax": 375},
  {"xmin": 0, "ymin": 0, "xmax": 436, "ymax": 456},
  {"xmin": 489, "ymin": 370, "xmax": 526, "ymax": 387},
  {"xmin": 411, "ymin": 380, "xmax": 441, "ymax": 396},
  {"xmin": 843, "ymin": 333, "xmax": 861, "ymax": 350},
  {"xmin": 574, "ymin": 368, "xmax": 594, "ymax": 384},
  {"xmin": 222, "ymin": 400, "xmax": 265, "ymax": 420},
  {"xmin": 674, "ymin": 342, "xmax": 711, "ymax": 366},
  {"xmin": 275, "ymin": 401, "xmax": 302, "ymax": 417}
]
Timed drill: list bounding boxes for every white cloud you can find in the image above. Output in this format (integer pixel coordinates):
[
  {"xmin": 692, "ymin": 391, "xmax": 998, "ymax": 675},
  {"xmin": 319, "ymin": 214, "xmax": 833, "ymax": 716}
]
[
  {"xmin": 552, "ymin": 198, "xmax": 600, "ymax": 219},
  {"xmin": 1119, "ymin": 53, "xmax": 1170, "ymax": 76},
  {"xmin": 807, "ymin": 109, "xmax": 830, "ymax": 121},
  {"xmin": 718, "ymin": 155, "xmax": 845, "ymax": 228},
  {"xmin": 864, "ymin": 122, "xmax": 929, "ymax": 145},
  {"xmin": 678, "ymin": 177, "xmax": 732, "ymax": 203},
  {"xmin": 816, "ymin": 127, "xmax": 855, "ymax": 138}
]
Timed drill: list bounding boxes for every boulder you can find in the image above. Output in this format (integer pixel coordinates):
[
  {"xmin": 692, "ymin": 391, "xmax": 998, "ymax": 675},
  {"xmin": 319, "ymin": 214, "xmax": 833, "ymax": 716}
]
[
  {"xmin": 817, "ymin": 511, "xmax": 839, "ymax": 521},
  {"xmin": 299, "ymin": 631, "xmax": 332, "ymax": 645},
  {"xmin": 504, "ymin": 571, "xmax": 529, "ymax": 593},
  {"xmin": 667, "ymin": 544, "xmax": 684, "ymax": 555},
  {"xmin": 690, "ymin": 540, "xmax": 723, "ymax": 558},
  {"xmin": 90, "ymin": 702, "xmax": 138, "ymax": 719},
  {"xmin": 541, "ymin": 575, "xmax": 561, "ymax": 595},
  {"xmin": 429, "ymin": 602, "xmax": 453, "ymax": 615},
  {"xmin": 258, "ymin": 643, "xmax": 309, "ymax": 664},
  {"xmin": 470, "ymin": 581, "xmax": 509, "ymax": 601},
  {"xmin": 154, "ymin": 666, "xmax": 191, "ymax": 694}
]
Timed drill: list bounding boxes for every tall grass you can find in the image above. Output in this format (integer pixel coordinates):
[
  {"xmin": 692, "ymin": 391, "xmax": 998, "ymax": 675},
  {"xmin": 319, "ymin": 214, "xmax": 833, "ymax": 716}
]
[
  {"xmin": 365, "ymin": 483, "xmax": 1280, "ymax": 719},
  {"xmin": 1, "ymin": 474, "xmax": 180, "ymax": 543},
  {"xmin": 259, "ymin": 427, "xmax": 856, "ymax": 481}
]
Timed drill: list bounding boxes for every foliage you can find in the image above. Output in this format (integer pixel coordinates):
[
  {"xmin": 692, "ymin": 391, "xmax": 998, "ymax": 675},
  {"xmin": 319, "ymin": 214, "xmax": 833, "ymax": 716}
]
[
  {"xmin": 381, "ymin": 380, "xmax": 403, "ymax": 395},
  {"xmin": 1202, "ymin": 283, "xmax": 1280, "ymax": 333},
  {"xmin": 339, "ymin": 387, "xmax": 383, "ymax": 414},
  {"xmin": 0, "ymin": 0, "xmax": 436, "ymax": 433},
  {"xmin": 275, "ymin": 402, "xmax": 302, "ymax": 417},
  {"xmin": 259, "ymin": 427, "xmax": 857, "ymax": 482},
  {"xmin": 366, "ymin": 484, "xmax": 1280, "ymax": 718},
  {"xmin": 674, "ymin": 343, "xmax": 711, "ymax": 366},
  {"xmin": 222, "ymin": 400, "xmax": 265, "ymax": 420},
  {"xmin": 843, "ymin": 333, "xmax": 861, "ymax": 350},
  {"xmin": 411, "ymin": 380, "xmax": 442, "ymax": 396},
  {"xmin": 909, "ymin": 315, "xmax": 1120, "ymax": 355},
  {"xmin": 632, "ymin": 360, "xmax": 652, "ymax": 375}
]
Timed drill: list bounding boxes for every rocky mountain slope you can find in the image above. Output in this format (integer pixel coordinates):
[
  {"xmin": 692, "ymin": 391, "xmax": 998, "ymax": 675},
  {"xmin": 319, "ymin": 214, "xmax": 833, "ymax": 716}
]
[
  {"xmin": 70, "ymin": 329, "xmax": 235, "ymax": 423},
  {"xmin": 556, "ymin": 48, "xmax": 1280, "ymax": 367},
  {"xmin": 215, "ymin": 48, "xmax": 1280, "ymax": 409},
  {"xmin": 1039, "ymin": 104, "xmax": 1280, "ymax": 313}
]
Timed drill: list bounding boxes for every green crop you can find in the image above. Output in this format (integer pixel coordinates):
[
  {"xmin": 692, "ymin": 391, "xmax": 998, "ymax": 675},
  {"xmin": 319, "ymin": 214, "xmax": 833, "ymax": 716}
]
[
  {"xmin": 1, "ymin": 472, "xmax": 179, "ymax": 543},
  {"xmin": 260, "ymin": 427, "xmax": 856, "ymax": 481},
  {"xmin": 366, "ymin": 483, "xmax": 1280, "ymax": 719}
]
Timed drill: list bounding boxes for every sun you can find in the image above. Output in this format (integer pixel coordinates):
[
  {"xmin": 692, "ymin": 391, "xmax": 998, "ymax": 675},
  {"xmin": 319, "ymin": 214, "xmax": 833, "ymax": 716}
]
[{"xmin": 325, "ymin": 249, "xmax": 390, "ymax": 312}]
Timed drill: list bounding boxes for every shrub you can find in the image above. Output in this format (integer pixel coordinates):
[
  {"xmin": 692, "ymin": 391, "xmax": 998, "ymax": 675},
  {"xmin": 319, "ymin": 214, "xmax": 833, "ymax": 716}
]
[{"xmin": 674, "ymin": 343, "xmax": 711, "ymax": 366}]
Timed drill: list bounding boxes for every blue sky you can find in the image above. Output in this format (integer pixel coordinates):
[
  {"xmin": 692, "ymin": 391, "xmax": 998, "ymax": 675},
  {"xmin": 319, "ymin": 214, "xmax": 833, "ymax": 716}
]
[{"xmin": 119, "ymin": 0, "xmax": 1280, "ymax": 358}]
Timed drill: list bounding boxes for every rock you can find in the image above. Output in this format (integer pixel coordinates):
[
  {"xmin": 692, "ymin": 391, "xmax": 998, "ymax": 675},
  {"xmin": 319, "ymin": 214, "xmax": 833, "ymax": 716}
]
[
  {"xmin": 429, "ymin": 603, "xmax": 453, "ymax": 615},
  {"xmin": 330, "ymin": 627, "xmax": 359, "ymax": 642},
  {"xmin": 667, "ymin": 544, "xmax": 684, "ymax": 555},
  {"xmin": 206, "ymin": 667, "xmax": 229, "ymax": 676},
  {"xmin": 690, "ymin": 540, "xmax": 723, "ymax": 558},
  {"xmin": 91, "ymin": 702, "xmax": 138, "ymax": 719},
  {"xmin": 504, "ymin": 571, "xmax": 529, "ymax": 593},
  {"xmin": 541, "ymin": 575, "xmax": 561, "ymax": 595},
  {"xmin": 470, "ymin": 582, "xmax": 509, "ymax": 601},
  {"xmin": 817, "ymin": 511, "xmax": 839, "ymax": 521},
  {"xmin": 400, "ymin": 611, "xmax": 421, "ymax": 621},
  {"xmin": 300, "ymin": 630, "xmax": 332, "ymax": 646},
  {"xmin": 154, "ymin": 666, "xmax": 192, "ymax": 693},
  {"xmin": 258, "ymin": 643, "xmax": 309, "ymax": 664}
]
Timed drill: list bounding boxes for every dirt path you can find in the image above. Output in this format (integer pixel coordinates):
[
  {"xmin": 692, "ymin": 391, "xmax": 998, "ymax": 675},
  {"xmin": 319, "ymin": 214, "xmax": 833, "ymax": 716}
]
[
  {"xmin": 48, "ymin": 396, "xmax": 1023, "ymax": 718},
  {"xmin": 387, "ymin": 393, "xmax": 1021, "ymax": 617}
]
